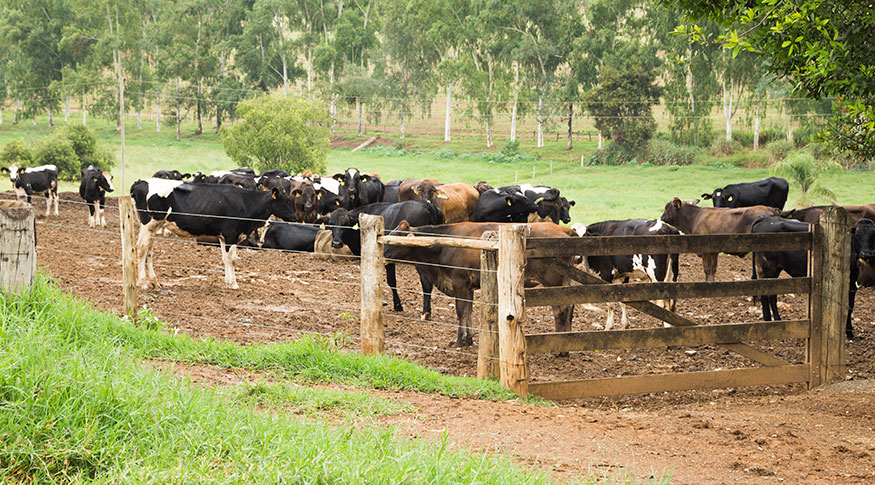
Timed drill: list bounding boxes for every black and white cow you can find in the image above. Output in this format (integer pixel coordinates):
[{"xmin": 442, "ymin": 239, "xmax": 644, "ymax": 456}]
[
  {"xmin": 314, "ymin": 177, "xmax": 343, "ymax": 215},
  {"xmin": 511, "ymin": 184, "xmax": 575, "ymax": 224},
  {"xmin": 474, "ymin": 187, "xmax": 539, "ymax": 222},
  {"xmin": 218, "ymin": 173, "xmax": 258, "ymax": 190},
  {"xmin": 701, "ymin": 177, "xmax": 789, "ymax": 210},
  {"xmin": 575, "ymin": 219, "xmax": 680, "ymax": 330},
  {"xmin": 130, "ymin": 178, "xmax": 297, "ymax": 289},
  {"xmin": 333, "ymin": 168, "xmax": 385, "ymax": 208},
  {"xmin": 79, "ymin": 166, "xmax": 114, "ymax": 227},
  {"xmin": 152, "ymin": 170, "xmax": 191, "ymax": 180},
  {"xmin": 329, "ymin": 200, "xmax": 444, "ymax": 319},
  {"xmin": 261, "ymin": 222, "xmax": 321, "ymax": 252},
  {"xmin": 1, "ymin": 164, "xmax": 59, "ymax": 216}
]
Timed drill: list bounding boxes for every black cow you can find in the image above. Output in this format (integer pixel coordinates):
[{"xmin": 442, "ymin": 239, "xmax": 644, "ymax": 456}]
[
  {"xmin": 701, "ymin": 177, "xmax": 789, "ymax": 210},
  {"xmin": 152, "ymin": 170, "xmax": 191, "ymax": 180},
  {"xmin": 256, "ymin": 175, "xmax": 292, "ymax": 195},
  {"xmin": 79, "ymin": 166, "xmax": 114, "ymax": 227},
  {"xmin": 218, "ymin": 173, "xmax": 258, "ymax": 190},
  {"xmin": 131, "ymin": 178, "xmax": 297, "ymax": 289},
  {"xmin": 1, "ymin": 163, "xmax": 59, "ymax": 216},
  {"xmin": 315, "ymin": 177, "xmax": 343, "ymax": 215},
  {"xmin": 329, "ymin": 201, "xmax": 444, "ymax": 319},
  {"xmin": 382, "ymin": 179, "xmax": 405, "ymax": 203},
  {"xmin": 259, "ymin": 169, "xmax": 290, "ymax": 178},
  {"xmin": 850, "ymin": 219, "xmax": 875, "ymax": 339},
  {"xmin": 333, "ymin": 168, "xmax": 385, "ymax": 208},
  {"xmin": 577, "ymin": 219, "xmax": 680, "ymax": 329},
  {"xmin": 474, "ymin": 187, "xmax": 539, "ymax": 222},
  {"xmin": 262, "ymin": 222, "xmax": 321, "ymax": 252},
  {"xmin": 509, "ymin": 184, "xmax": 575, "ymax": 224},
  {"xmin": 232, "ymin": 167, "xmax": 257, "ymax": 176},
  {"xmin": 750, "ymin": 216, "xmax": 811, "ymax": 322}
]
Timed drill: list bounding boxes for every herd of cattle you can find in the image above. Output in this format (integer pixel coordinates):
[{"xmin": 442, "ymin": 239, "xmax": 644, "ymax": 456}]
[{"xmin": 4, "ymin": 163, "xmax": 874, "ymax": 346}]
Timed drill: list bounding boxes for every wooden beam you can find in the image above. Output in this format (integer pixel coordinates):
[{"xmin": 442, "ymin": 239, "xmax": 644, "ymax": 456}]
[
  {"xmin": 529, "ymin": 365, "xmax": 809, "ymax": 400},
  {"xmin": 526, "ymin": 320, "xmax": 809, "ymax": 354},
  {"xmin": 526, "ymin": 277, "xmax": 810, "ymax": 307},
  {"xmin": 118, "ymin": 196, "xmax": 138, "ymax": 320},
  {"xmin": 380, "ymin": 234, "xmax": 498, "ymax": 251},
  {"xmin": 478, "ymin": 231, "xmax": 500, "ymax": 380},
  {"xmin": 819, "ymin": 207, "xmax": 851, "ymax": 384},
  {"xmin": 526, "ymin": 232, "xmax": 811, "ymax": 258},
  {"xmin": 359, "ymin": 214, "xmax": 385, "ymax": 355},
  {"xmin": 498, "ymin": 225, "xmax": 529, "ymax": 396},
  {"xmin": 807, "ymin": 223, "xmax": 824, "ymax": 387}
]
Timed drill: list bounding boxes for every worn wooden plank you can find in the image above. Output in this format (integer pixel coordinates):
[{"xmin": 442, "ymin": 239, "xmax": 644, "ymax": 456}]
[
  {"xmin": 819, "ymin": 207, "xmax": 851, "ymax": 384},
  {"xmin": 526, "ymin": 320, "xmax": 809, "ymax": 354},
  {"xmin": 498, "ymin": 225, "xmax": 529, "ymax": 396},
  {"xmin": 529, "ymin": 365, "xmax": 809, "ymax": 400},
  {"xmin": 526, "ymin": 232, "xmax": 811, "ymax": 258},
  {"xmin": 381, "ymin": 234, "xmax": 498, "ymax": 251},
  {"xmin": 719, "ymin": 343, "xmax": 792, "ymax": 367},
  {"xmin": 118, "ymin": 196, "xmax": 139, "ymax": 320},
  {"xmin": 359, "ymin": 214, "xmax": 385, "ymax": 355},
  {"xmin": 526, "ymin": 277, "xmax": 810, "ymax": 307},
  {"xmin": 807, "ymin": 223, "xmax": 824, "ymax": 387},
  {"xmin": 478, "ymin": 231, "xmax": 500, "ymax": 380},
  {"xmin": 0, "ymin": 200, "xmax": 35, "ymax": 294}
]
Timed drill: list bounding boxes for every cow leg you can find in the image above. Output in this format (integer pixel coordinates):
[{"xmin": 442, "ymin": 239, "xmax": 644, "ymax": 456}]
[
  {"xmin": 53, "ymin": 188, "xmax": 59, "ymax": 216},
  {"xmin": 604, "ymin": 302, "xmax": 615, "ymax": 331},
  {"xmin": 454, "ymin": 289, "xmax": 475, "ymax": 347},
  {"xmin": 847, "ymin": 283, "xmax": 857, "ymax": 340},
  {"xmin": 136, "ymin": 220, "xmax": 162, "ymax": 288},
  {"xmin": 87, "ymin": 202, "xmax": 96, "ymax": 227},
  {"xmin": 218, "ymin": 236, "xmax": 239, "ymax": 289},
  {"xmin": 99, "ymin": 196, "xmax": 107, "ymax": 227},
  {"xmin": 551, "ymin": 304, "xmax": 574, "ymax": 357},
  {"xmin": 701, "ymin": 253, "xmax": 718, "ymax": 282},
  {"xmin": 418, "ymin": 270, "xmax": 433, "ymax": 321},
  {"xmin": 44, "ymin": 192, "xmax": 51, "ymax": 217},
  {"xmin": 385, "ymin": 263, "xmax": 404, "ymax": 312},
  {"xmin": 620, "ymin": 303, "xmax": 630, "ymax": 329}
]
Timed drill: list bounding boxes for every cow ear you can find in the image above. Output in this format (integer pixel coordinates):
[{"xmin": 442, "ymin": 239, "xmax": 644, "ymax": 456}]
[
  {"xmin": 412, "ymin": 185, "xmax": 421, "ymax": 195},
  {"xmin": 690, "ymin": 199, "xmax": 701, "ymax": 206},
  {"xmin": 272, "ymin": 187, "xmax": 280, "ymax": 199},
  {"xmin": 506, "ymin": 196, "xmax": 512, "ymax": 206},
  {"xmin": 437, "ymin": 190, "xmax": 449, "ymax": 200},
  {"xmin": 92, "ymin": 177, "xmax": 98, "ymax": 182},
  {"xmin": 182, "ymin": 173, "xmax": 191, "ymax": 179},
  {"xmin": 332, "ymin": 173, "xmax": 344, "ymax": 183},
  {"xmin": 701, "ymin": 193, "xmax": 711, "ymax": 200},
  {"xmin": 569, "ymin": 200, "xmax": 576, "ymax": 206},
  {"xmin": 335, "ymin": 199, "xmax": 341, "ymax": 206},
  {"xmin": 673, "ymin": 199, "xmax": 682, "ymax": 209},
  {"xmin": 361, "ymin": 175, "xmax": 369, "ymax": 182}
]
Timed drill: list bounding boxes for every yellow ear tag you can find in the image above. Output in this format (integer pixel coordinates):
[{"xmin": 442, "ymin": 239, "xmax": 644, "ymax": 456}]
[
  {"xmin": 296, "ymin": 193, "xmax": 300, "ymax": 197},
  {"xmin": 352, "ymin": 223, "xmax": 359, "ymax": 230},
  {"xmin": 340, "ymin": 181, "xmax": 345, "ymax": 186},
  {"xmin": 320, "ymin": 223, "xmax": 326, "ymax": 230},
  {"xmin": 272, "ymin": 191, "xmax": 278, "ymax": 199},
  {"xmin": 727, "ymin": 195, "xmax": 734, "ymax": 201},
  {"xmin": 507, "ymin": 199, "xmax": 512, "ymax": 206},
  {"xmin": 92, "ymin": 177, "xmax": 98, "ymax": 182},
  {"xmin": 335, "ymin": 200, "xmax": 341, "ymax": 205}
]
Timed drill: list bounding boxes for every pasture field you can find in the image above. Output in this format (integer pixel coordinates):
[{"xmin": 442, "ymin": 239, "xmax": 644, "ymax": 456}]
[{"xmin": 2, "ymin": 117, "xmax": 874, "ymax": 223}]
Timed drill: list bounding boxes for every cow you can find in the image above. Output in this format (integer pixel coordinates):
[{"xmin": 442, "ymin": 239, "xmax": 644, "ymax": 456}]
[
  {"xmin": 333, "ymin": 168, "xmax": 384, "ymax": 208},
  {"xmin": 130, "ymin": 179, "xmax": 297, "ymax": 289},
  {"xmin": 382, "ymin": 179, "xmax": 405, "ymax": 203},
  {"xmin": 399, "ymin": 179, "xmax": 441, "ymax": 203},
  {"xmin": 314, "ymin": 177, "xmax": 343, "ymax": 215},
  {"xmin": 849, "ymin": 219, "xmax": 875, "ymax": 339},
  {"xmin": 329, "ymin": 201, "xmax": 445, "ymax": 320},
  {"xmin": 262, "ymin": 222, "xmax": 321, "ymax": 252},
  {"xmin": 290, "ymin": 179, "xmax": 319, "ymax": 223},
  {"xmin": 701, "ymin": 177, "xmax": 789, "ymax": 210},
  {"xmin": 218, "ymin": 173, "xmax": 258, "ymax": 191},
  {"xmin": 509, "ymin": 184, "xmax": 575, "ymax": 224},
  {"xmin": 475, "ymin": 181, "xmax": 493, "ymax": 194},
  {"xmin": 152, "ymin": 170, "xmax": 191, "ymax": 180},
  {"xmin": 749, "ymin": 216, "xmax": 811, "ymax": 322},
  {"xmin": 577, "ymin": 219, "xmax": 680, "ymax": 330},
  {"xmin": 660, "ymin": 197, "xmax": 780, "ymax": 281},
  {"xmin": 79, "ymin": 166, "xmax": 115, "ymax": 227},
  {"xmin": 474, "ymin": 187, "xmax": 539, "ymax": 222},
  {"xmin": 259, "ymin": 169, "xmax": 290, "ymax": 178},
  {"xmin": 1, "ymin": 164, "xmax": 59, "ymax": 216},
  {"xmin": 385, "ymin": 222, "xmax": 577, "ymax": 347},
  {"xmin": 401, "ymin": 179, "xmax": 480, "ymax": 223},
  {"xmin": 256, "ymin": 175, "xmax": 292, "ymax": 195},
  {"xmin": 781, "ymin": 204, "xmax": 875, "ymax": 225}
]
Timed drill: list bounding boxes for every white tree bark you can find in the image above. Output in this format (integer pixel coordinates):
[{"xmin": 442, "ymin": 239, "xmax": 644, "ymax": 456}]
[
  {"xmin": 686, "ymin": 45, "xmax": 695, "ymax": 112},
  {"xmin": 722, "ymin": 78, "xmax": 736, "ymax": 141},
  {"xmin": 0, "ymin": 107, "xmax": 3, "ymax": 125},
  {"xmin": 307, "ymin": 45, "xmax": 313, "ymax": 104},
  {"xmin": 137, "ymin": 110, "xmax": 142, "ymax": 130},
  {"xmin": 156, "ymin": 95, "xmax": 161, "ymax": 132},
  {"xmin": 329, "ymin": 63, "xmax": 337, "ymax": 126},
  {"xmin": 536, "ymin": 94, "xmax": 544, "ymax": 148},
  {"xmin": 48, "ymin": 105, "xmax": 53, "ymax": 127},
  {"xmin": 510, "ymin": 60, "xmax": 519, "ymax": 142},
  {"xmin": 486, "ymin": 53, "xmax": 494, "ymax": 148},
  {"xmin": 64, "ymin": 96, "xmax": 69, "ymax": 122},
  {"xmin": 81, "ymin": 94, "xmax": 87, "ymax": 125},
  {"xmin": 399, "ymin": 110, "xmax": 405, "ymax": 139},
  {"xmin": 598, "ymin": 131, "xmax": 603, "ymax": 150},
  {"xmin": 14, "ymin": 99, "xmax": 19, "ymax": 124},
  {"xmin": 443, "ymin": 81, "xmax": 452, "ymax": 142},
  {"xmin": 753, "ymin": 105, "xmax": 760, "ymax": 150},
  {"xmin": 357, "ymin": 97, "xmax": 363, "ymax": 136}
]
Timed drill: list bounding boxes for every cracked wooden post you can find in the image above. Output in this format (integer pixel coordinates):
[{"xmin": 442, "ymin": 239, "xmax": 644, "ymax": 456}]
[
  {"xmin": 0, "ymin": 201, "xmax": 35, "ymax": 293},
  {"xmin": 118, "ymin": 195, "xmax": 138, "ymax": 321},
  {"xmin": 478, "ymin": 231, "xmax": 499, "ymax": 380},
  {"xmin": 498, "ymin": 224, "xmax": 529, "ymax": 396},
  {"xmin": 818, "ymin": 206, "xmax": 851, "ymax": 384},
  {"xmin": 359, "ymin": 213, "xmax": 385, "ymax": 355}
]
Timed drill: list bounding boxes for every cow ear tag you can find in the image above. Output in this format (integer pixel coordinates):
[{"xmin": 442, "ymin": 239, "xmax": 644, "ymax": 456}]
[
  {"xmin": 727, "ymin": 195, "xmax": 734, "ymax": 201},
  {"xmin": 352, "ymin": 223, "xmax": 359, "ymax": 229},
  {"xmin": 673, "ymin": 199, "xmax": 682, "ymax": 209},
  {"xmin": 92, "ymin": 177, "xmax": 98, "ymax": 182},
  {"xmin": 320, "ymin": 222, "xmax": 326, "ymax": 230},
  {"xmin": 507, "ymin": 199, "xmax": 512, "ymax": 206}
]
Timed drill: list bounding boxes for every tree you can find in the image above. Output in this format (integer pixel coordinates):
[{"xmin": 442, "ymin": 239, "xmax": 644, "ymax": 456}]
[
  {"xmin": 583, "ymin": 64, "xmax": 661, "ymax": 150},
  {"xmin": 772, "ymin": 151, "xmax": 841, "ymax": 207},
  {"xmin": 665, "ymin": 0, "xmax": 875, "ymax": 158},
  {"xmin": 221, "ymin": 95, "xmax": 329, "ymax": 175}
]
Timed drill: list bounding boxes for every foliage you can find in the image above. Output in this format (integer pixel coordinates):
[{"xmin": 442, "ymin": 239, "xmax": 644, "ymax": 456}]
[
  {"xmin": 481, "ymin": 140, "xmax": 539, "ymax": 164},
  {"xmin": 586, "ymin": 141, "xmax": 641, "ymax": 166},
  {"xmin": 60, "ymin": 124, "xmax": 116, "ymax": 171},
  {"xmin": 0, "ymin": 140, "xmax": 34, "ymax": 167},
  {"xmin": 583, "ymin": 64, "xmax": 661, "ymax": 150},
  {"xmin": 771, "ymin": 150, "xmax": 842, "ymax": 207},
  {"xmin": 647, "ymin": 139, "xmax": 699, "ymax": 166},
  {"xmin": 666, "ymin": 0, "xmax": 875, "ymax": 159},
  {"xmin": 766, "ymin": 140, "xmax": 796, "ymax": 163},
  {"xmin": 222, "ymin": 95, "xmax": 329, "ymax": 174},
  {"xmin": 34, "ymin": 134, "xmax": 79, "ymax": 181},
  {"xmin": 711, "ymin": 139, "xmax": 743, "ymax": 156}
]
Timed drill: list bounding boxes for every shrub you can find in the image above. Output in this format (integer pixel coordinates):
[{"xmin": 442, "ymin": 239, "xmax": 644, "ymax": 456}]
[
  {"xmin": 222, "ymin": 94, "xmax": 330, "ymax": 175},
  {"xmin": 586, "ymin": 141, "xmax": 640, "ymax": 166},
  {"xmin": 0, "ymin": 140, "xmax": 34, "ymax": 168},
  {"xmin": 711, "ymin": 138, "xmax": 743, "ymax": 156},
  {"xmin": 646, "ymin": 139, "xmax": 698, "ymax": 166},
  {"xmin": 480, "ymin": 141, "xmax": 539, "ymax": 164},
  {"xmin": 759, "ymin": 128, "xmax": 784, "ymax": 146},
  {"xmin": 771, "ymin": 150, "xmax": 842, "ymax": 207},
  {"xmin": 34, "ymin": 134, "xmax": 79, "ymax": 181},
  {"xmin": 61, "ymin": 124, "xmax": 97, "ymax": 164},
  {"xmin": 429, "ymin": 149, "xmax": 457, "ymax": 159},
  {"xmin": 582, "ymin": 64, "xmax": 660, "ymax": 151},
  {"xmin": 766, "ymin": 140, "xmax": 795, "ymax": 162}
]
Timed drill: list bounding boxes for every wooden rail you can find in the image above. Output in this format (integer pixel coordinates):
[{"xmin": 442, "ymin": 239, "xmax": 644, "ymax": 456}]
[{"xmin": 380, "ymin": 234, "xmax": 498, "ymax": 251}]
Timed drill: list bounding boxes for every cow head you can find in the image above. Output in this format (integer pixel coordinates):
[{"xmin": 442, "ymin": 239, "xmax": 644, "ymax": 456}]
[
  {"xmin": 291, "ymin": 180, "xmax": 319, "ymax": 223},
  {"xmin": 660, "ymin": 197, "xmax": 688, "ymax": 226},
  {"xmin": 491, "ymin": 189, "xmax": 539, "ymax": 222},
  {"xmin": 702, "ymin": 188, "xmax": 737, "ymax": 207},
  {"xmin": 100, "ymin": 171, "xmax": 115, "ymax": 192},
  {"xmin": 559, "ymin": 197, "xmax": 575, "ymax": 224},
  {"xmin": 853, "ymin": 219, "xmax": 875, "ymax": 267},
  {"xmin": 328, "ymin": 208, "xmax": 357, "ymax": 249},
  {"xmin": 334, "ymin": 167, "xmax": 364, "ymax": 207},
  {"xmin": 191, "ymin": 172, "xmax": 207, "ymax": 183},
  {"xmin": 268, "ymin": 187, "xmax": 298, "ymax": 222},
  {"xmin": 475, "ymin": 181, "xmax": 493, "ymax": 194},
  {"xmin": 413, "ymin": 180, "xmax": 443, "ymax": 204},
  {"xmin": 2, "ymin": 164, "xmax": 20, "ymax": 181}
]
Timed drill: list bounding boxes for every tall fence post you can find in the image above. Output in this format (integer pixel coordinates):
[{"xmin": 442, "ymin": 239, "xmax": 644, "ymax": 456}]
[
  {"xmin": 818, "ymin": 207, "xmax": 851, "ymax": 384},
  {"xmin": 498, "ymin": 224, "xmax": 529, "ymax": 396},
  {"xmin": 807, "ymin": 223, "xmax": 824, "ymax": 387},
  {"xmin": 118, "ymin": 195, "xmax": 138, "ymax": 320},
  {"xmin": 478, "ymin": 231, "xmax": 499, "ymax": 380},
  {"xmin": 0, "ymin": 201, "xmax": 35, "ymax": 293},
  {"xmin": 359, "ymin": 213, "xmax": 385, "ymax": 355}
]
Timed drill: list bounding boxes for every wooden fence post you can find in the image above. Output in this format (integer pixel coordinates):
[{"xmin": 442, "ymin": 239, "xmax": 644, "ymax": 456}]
[
  {"xmin": 0, "ymin": 201, "xmax": 35, "ymax": 293},
  {"xmin": 118, "ymin": 195, "xmax": 138, "ymax": 320},
  {"xmin": 807, "ymin": 223, "xmax": 824, "ymax": 387},
  {"xmin": 498, "ymin": 224, "xmax": 529, "ymax": 396},
  {"xmin": 818, "ymin": 207, "xmax": 851, "ymax": 384},
  {"xmin": 478, "ymin": 231, "xmax": 499, "ymax": 380},
  {"xmin": 359, "ymin": 213, "xmax": 385, "ymax": 355}
]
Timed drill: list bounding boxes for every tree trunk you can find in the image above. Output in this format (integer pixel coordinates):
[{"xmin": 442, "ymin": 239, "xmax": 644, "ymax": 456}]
[
  {"xmin": 13, "ymin": 100, "xmax": 18, "ymax": 124},
  {"xmin": 686, "ymin": 45, "xmax": 695, "ymax": 112},
  {"xmin": 722, "ymin": 78, "xmax": 733, "ymax": 141},
  {"xmin": 486, "ymin": 53, "xmax": 494, "ymax": 148},
  {"xmin": 48, "ymin": 105, "xmax": 53, "ymax": 127},
  {"xmin": 156, "ymin": 95, "xmax": 161, "ymax": 132},
  {"xmin": 510, "ymin": 60, "xmax": 519, "ymax": 142},
  {"xmin": 443, "ymin": 81, "xmax": 452, "ymax": 142},
  {"xmin": 32, "ymin": 112, "xmax": 36, "ymax": 126},
  {"xmin": 357, "ymin": 96, "xmax": 363, "ymax": 136},
  {"xmin": 566, "ymin": 103, "xmax": 573, "ymax": 150},
  {"xmin": 137, "ymin": 110, "xmax": 142, "ymax": 130},
  {"xmin": 536, "ymin": 94, "xmax": 544, "ymax": 148},
  {"xmin": 787, "ymin": 123, "xmax": 794, "ymax": 144},
  {"xmin": 215, "ymin": 104, "xmax": 222, "ymax": 134},
  {"xmin": 64, "ymin": 96, "xmax": 69, "ymax": 123},
  {"xmin": 598, "ymin": 131, "xmax": 603, "ymax": 150},
  {"xmin": 0, "ymin": 107, "xmax": 3, "ymax": 125},
  {"xmin": 399, "ymin": 109, "xmax": 405, "ymax": 139},
  {"xmin": 175, "ymin": 93, "xmax": 181, "ymax": 141},
  {"xmin": 82, "ymin": 93, "xmax": 87, "ymax": 125},
  {"xmin": 282, "ymin": 54, "xmax": 289, "ymax": 97},
  {"xmin": 753, "ymin": 105, "xmax": 760, "ymax": 150},
  {"xmin": 307, "ymin": 46, "xmax": 313, "ymax": 104},
  {"xmin": 329, "ymin": 63, "xmax": 337, "ymax": 126}
]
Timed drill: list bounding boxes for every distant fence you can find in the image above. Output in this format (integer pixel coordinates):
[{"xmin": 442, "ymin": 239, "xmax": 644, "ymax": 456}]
[{"xmin": 361, "ymin": 208, "xmax": 852, "ymax": 399}]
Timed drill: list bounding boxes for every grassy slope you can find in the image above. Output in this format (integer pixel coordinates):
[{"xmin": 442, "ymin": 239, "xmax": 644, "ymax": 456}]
[
  {"xmin": 0, "ymin": 277, "xmax": 554, "ymax": 483},
  {"xmin": 3, "ymin": 117, "xmax": 873, "ymax": 223}
]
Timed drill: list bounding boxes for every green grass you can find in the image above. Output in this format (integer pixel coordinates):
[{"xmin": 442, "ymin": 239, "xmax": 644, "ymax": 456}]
[
  {"xmin": 227, "ymin": 380, "xmax": 414, "ymax": 417},
  {"xmin": 0, "ymin": 276, "xmax": 555, "ymax": 483},
  {"xmin": 3, "ymin": 115, "xmax": 874, "ymax": 223}
]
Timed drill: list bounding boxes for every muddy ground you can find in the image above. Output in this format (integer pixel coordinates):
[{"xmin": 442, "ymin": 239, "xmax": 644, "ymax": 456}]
[{"xmin": 20, "ymin": 191, "xmax": 875, "ymax": 482}]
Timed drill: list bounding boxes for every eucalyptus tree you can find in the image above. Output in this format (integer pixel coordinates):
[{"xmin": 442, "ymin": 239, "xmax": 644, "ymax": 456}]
[
  {"xmin": 331, "ymin": 1, "xmax": 378, "ymax": 136},
  {"xmin": 237, "ymin": 0, "xmax": 300, "ymax": 96}
]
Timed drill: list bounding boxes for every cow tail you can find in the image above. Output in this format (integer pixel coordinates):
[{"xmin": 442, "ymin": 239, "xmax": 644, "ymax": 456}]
[{"xmin": 670, "ymin": 252, "xmax": 680, "ymax": 283}]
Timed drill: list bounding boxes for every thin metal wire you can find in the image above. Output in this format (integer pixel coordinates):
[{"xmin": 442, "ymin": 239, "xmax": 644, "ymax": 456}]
[
  {"xmin": 382, "ymin": 282, "xmax": 494, "ymax": 306},
  {"xmin": 390, "ymin": 313, "xmax": 498, "ymax": 335}
]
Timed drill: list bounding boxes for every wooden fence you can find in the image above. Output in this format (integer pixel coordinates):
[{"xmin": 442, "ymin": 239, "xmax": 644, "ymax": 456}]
[{"xmin": 360, "ymin": 207, "xmax": 852, "ymax": 399}]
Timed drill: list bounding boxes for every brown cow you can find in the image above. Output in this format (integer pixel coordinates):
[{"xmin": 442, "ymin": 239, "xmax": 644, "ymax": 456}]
[
  {"xmin": 398, "ymin": 178, "xmax": 441, "ymax": 202},
  {"xmin": 290, "ymin": 179, "xmax": 319, "ymax": 223},
  {"xmin": 660, "ymin": 197, "xmax": 780, "ymax": 281},
  {"xmin": 431, "ymin": 183, "xmax": 480, "ymax": 222},
  {"xmin": 385, "ymin": 221, "xmax": 577, "ymax": 347},
  {"xmin": 781, "ymin": 204, "xmax": 875, "ymax": 224}
]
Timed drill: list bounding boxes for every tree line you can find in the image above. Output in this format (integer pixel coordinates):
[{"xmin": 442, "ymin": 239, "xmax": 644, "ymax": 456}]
[{"xmin": 0, "ymin": 0, "xmax": 867, "ymax": 157}]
